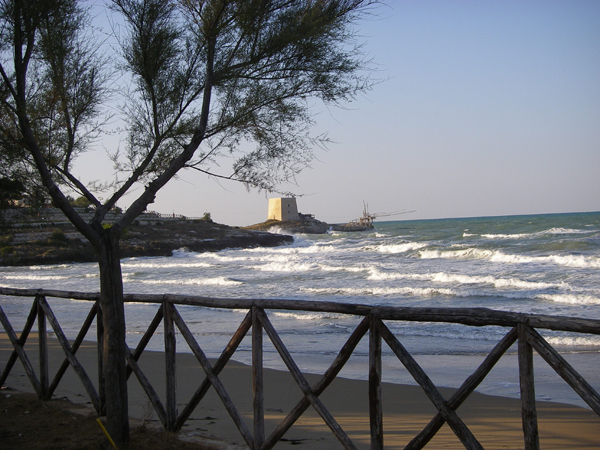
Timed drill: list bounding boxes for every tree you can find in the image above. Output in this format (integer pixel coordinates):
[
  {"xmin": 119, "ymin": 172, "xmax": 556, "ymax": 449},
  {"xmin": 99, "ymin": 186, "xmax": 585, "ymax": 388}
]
[{"xmin": 0, "ymin": 0, "xmax": 377, "ymax": 446}]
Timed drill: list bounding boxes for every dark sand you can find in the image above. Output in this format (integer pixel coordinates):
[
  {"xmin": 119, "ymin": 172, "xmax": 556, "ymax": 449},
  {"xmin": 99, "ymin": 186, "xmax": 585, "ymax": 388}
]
[{"xmin": 1, "ymin": 334, "xmax": 599, "ymax": 449}]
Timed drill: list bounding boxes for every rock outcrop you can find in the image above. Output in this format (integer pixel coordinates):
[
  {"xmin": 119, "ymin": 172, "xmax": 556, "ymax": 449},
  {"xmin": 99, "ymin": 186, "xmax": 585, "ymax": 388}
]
[{"xmin": 0, "ymin": 209, "xmax": 293, "ymax": 266}]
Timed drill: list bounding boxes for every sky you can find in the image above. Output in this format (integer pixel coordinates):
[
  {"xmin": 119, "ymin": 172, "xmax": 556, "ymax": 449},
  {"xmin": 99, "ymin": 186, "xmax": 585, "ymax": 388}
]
[{"xmin": 80, "ymin": 1, "xmax": 600, "ymax": 226}]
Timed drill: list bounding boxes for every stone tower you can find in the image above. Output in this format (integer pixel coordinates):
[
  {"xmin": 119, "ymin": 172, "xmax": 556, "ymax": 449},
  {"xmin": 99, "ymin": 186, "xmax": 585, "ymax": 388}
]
[{"xmin": 267, "ymin": 198, "xmax": 299, "ymax": 221}]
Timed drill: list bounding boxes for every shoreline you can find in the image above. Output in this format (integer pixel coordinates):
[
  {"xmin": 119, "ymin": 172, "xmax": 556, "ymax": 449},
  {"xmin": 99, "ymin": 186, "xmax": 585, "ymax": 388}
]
[
  {"xmin": 1, "ymin": 335, "xmax": 598, "ymax": 449},
  {"xmin": 0, "ymin": 218, "xmax": 293, "ymax": 267}
]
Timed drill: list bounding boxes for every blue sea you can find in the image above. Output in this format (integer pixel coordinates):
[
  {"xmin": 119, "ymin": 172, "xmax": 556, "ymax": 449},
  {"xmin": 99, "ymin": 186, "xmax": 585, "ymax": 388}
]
[{"xmin": 1, "ymin": 211, "xmax": 599, "ymax": 407}]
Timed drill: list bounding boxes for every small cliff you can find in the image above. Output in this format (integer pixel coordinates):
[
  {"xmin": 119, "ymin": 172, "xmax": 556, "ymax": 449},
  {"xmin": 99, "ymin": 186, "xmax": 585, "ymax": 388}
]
[{"xmin": 0, "ymin": 209, "xmax": 293, "ymax": 266}]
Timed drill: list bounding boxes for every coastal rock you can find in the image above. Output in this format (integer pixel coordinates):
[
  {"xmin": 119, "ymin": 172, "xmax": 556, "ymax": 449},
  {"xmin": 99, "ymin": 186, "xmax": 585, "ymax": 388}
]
[
  {"xmin": 0, "ymin": 213, "xmax": 293, "ymax": 266},
  {"xmin": 243, "ymin": 218, "xmax": 331, "ymax": 234}
]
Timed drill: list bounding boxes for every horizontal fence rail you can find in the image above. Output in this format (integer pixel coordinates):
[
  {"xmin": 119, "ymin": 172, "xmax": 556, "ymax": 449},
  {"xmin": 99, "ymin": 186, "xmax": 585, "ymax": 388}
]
[{"xmin": 1, "ymin": 286, "xmax": 599, "ymax": 450}]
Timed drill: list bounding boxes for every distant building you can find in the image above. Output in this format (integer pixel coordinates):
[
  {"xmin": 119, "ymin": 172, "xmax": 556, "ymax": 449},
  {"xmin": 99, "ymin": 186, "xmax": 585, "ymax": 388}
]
[{"xmin": 267, "ymin": 198, "xmax": 299, "ymax": 221}]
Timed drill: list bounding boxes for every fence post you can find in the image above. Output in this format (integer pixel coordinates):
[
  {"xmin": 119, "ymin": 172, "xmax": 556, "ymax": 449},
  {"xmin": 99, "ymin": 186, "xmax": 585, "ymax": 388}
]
[
  {"xmin": 164, "ymin": 299, "xmax": 177, "ymax": 431},
  {"xmin": 369, "ymin": 314, "xmax": 383, "ymax": 450},
  {"xmin": 96, "ymin": 302, "xmax": 106, "ymax": 415},
  {"xmin": 36, "ymin": 295, "xmax": 49, "ymax": 400},
  {"xmin": 518, "ymin": 323, "xmax": 539, "ymax": 450},
  {"xmin": 252, "ymin": 305, "xmax": 264, "ymax": 450}
]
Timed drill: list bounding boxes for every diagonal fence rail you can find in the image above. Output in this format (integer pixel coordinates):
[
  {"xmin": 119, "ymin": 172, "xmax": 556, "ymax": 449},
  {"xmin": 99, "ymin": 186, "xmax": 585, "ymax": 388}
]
[{"xmin": 1, "ymin": 286, "xmax": 599, "ymax": 449}]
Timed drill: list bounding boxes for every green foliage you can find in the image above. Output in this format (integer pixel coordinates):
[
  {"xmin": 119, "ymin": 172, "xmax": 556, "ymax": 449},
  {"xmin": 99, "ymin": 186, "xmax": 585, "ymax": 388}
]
[
  {"xmin": 72, "ymin": 196, "xmax": 92, "ymax": 208},
  {"xmin": 0, "ymin": 245, "xmax": 13, "ymax": 256},
  {"xmin": 0, "ymin": 2, "xmax": 379, "ymax": 444},
  {"xmin": 202, "ymin": 212, "xmax": 212, "ymax": 222},
  {"xmin": 0, "ymin": 178, "xmax": 25, "ymax": 208},
  {"xmin": 49, "ymin": 229, "xmax": 68, "ymax": 245}
]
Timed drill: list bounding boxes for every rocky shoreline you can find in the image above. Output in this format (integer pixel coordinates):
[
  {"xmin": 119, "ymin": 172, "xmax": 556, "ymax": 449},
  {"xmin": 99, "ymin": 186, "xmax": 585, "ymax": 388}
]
[{"xmin": 0, "ymin": 215, "xmax": 293, "ymax": 267}]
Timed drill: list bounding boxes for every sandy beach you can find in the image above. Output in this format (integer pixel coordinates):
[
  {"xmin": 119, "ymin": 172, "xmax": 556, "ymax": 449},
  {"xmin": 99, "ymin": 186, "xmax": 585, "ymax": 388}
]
[{"xmin": 1, "ymin": 333, "xmax": 598, "ymax": 449}]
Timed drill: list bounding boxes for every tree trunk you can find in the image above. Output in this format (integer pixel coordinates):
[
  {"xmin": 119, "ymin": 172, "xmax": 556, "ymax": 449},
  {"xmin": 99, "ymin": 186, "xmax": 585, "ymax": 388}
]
[{"xmin": 97, "ymin": 231, "xmax": 130, "ymax": 448}]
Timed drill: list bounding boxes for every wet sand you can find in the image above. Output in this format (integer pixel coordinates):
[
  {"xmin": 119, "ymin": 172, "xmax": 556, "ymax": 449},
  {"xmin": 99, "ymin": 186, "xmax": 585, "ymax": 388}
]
[{"xmin": 1, "ymin": 334, "xmax": 598, "ymax": 449}]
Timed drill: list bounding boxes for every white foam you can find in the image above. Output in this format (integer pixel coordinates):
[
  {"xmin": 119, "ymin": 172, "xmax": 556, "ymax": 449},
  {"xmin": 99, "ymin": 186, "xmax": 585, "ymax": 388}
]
[
  {"xmin": 377, "ymin": 242, "xmax": 428, "ymax": 253},
  {"xmin": 123, "ymin": 276, "xmax": 243, "ymax": 286},
  {"xmin": 271, "ymin": 311, "xmax": 347, "ymax": 321},
  {"xmin": 537, "ymin": 293, "xmax": 600, "ymax": 305},
  {"xmin": 1, "ymin": 274, "xmax": 72, "ymax": 281},
  {"xmin": 121, "ymin": 261, "xmax": 213, "ymax": 269},
  {"xmin": 419, "ymin": 248, "xmax": 494, "ymax": 260},
  {"xmin": 420, "ymin": 248, "xmax": 600, "ymax": 268},
  {"xmin": 301, "ymin": 286, "xmax": 456, "ymax": 297},
  {"xmin": 481, "ymin": 227, "xmax": 592, "ymax": 240},
  {"xmin": 542, "ymin": 334, "xmax": 600, "ymax": 346}
]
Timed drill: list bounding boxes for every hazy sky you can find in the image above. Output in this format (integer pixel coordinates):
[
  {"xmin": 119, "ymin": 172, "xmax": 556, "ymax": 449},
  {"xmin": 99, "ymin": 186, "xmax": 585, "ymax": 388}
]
[{"xmin": 82, "ymin": 1, "xmax": 600, "ymax": 226}]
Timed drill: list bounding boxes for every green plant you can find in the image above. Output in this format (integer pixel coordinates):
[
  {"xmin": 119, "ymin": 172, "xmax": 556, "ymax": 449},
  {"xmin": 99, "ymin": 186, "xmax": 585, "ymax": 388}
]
[
  {"xmin": 48, "ymin": 229, "xmax": 67, "ymax": 245},
  {"xmin": 202, "ymin": 212, "xmax": 212, "ymax": 222},
  {"xmin": 0, "ymin": 245, "xmax": 13, "ymax": 255}
]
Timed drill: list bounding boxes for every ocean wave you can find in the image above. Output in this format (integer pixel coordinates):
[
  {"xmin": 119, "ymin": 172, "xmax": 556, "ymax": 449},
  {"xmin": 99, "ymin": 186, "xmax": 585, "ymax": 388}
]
[
  {"xmin": 367, "ymin": 269, "xmax": 565, "ymax": 290},
  {"xmin": 420, "ymin": 248, "xmax": 600, "ymax": 268},
  {"xmin": 481, "ymin": 227, "xmax": 592, "ymax": 240},
  {"xmin": 376, "ymin": 242, "xmax": 428, "ymax": 253},
  {"xmin": 419, "ymin": 248, "xmax": 494, "ymax": 260},
  {"xmin": 301, "ymin": 286, "xmax": 456, "ymax": 297},
  {"xmin": 537, "ymin": 293, "xmax": 600, "ymax": 305},
  {"xmin": 1, "ymin": 274, "xmax": 73, "ymax": 281},
  {"xmin": 121, "ymin": 261, "xmax": 213, "ymax": 269},
  {"xmin": 252, "ymin": 261, "xmax": 318, "ymax": 272},
  {"xmin": 123, "ymin": 276, "xmax": 243, "ymax": 286},
  {"xmin": 542, "ymin": 334, "xmax": 600, "ymax": 347},
  {"xmin": 271, "ymin": 311, "xmax": 348, "ymax": 321}
]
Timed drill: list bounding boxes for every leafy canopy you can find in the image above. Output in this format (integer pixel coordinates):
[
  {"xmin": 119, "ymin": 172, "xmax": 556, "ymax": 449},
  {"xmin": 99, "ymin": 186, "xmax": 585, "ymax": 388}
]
[{"xmin": 0, "ymin": 0, "xmax": 376, "ymax": 234}]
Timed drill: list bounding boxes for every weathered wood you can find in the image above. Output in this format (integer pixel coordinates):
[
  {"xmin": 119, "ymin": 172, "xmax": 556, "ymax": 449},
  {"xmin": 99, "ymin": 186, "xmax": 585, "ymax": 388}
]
[
  {"xmin": 518, "ymin": 323, "xmax": 540, "ymax": 450},
  {"xmin": 164, "ymin": 301, "xmax": 178, "ymax": 431},
  {"xmin": 0, "ymin": 298, "xmax": 38, "ymax": 388},
  {"xmin": 263, "ymin": 317, "xmax": 370, "ymax": 450},
  {"xmin": 527, "ymin": 327, "xmax": 600, "ymax": 415},
  {"xmin": 37, "ymin": 297, "xmax": 100, "ymax": 412},
  {"xmin": 257, "ymin": 309, "xmax": 357, "ymax": 450},
  {"xmin": 377, "ymin": 320, "xmax": 484, "ymax": 450},
  {"xmin": 3, "ymin": 287, "xmax": 600, "ymax": 334},
  {"xmin": 0, "ymin": 304, "xmax": 42, "ymax": 396},
  {"xmin": 170, "ymin": 306, "xmax": 254, "ymax": 448},
  {"xmin": 126, "ymin": 304, "xmax": 164, "ymax": 379},
  {"xmin": 96, "ymin": 302, "xmax": 105, "ymax": 415},
  {"xmin": 252, "ymin": 306, "xmax": 265, "ymax": 450},
  {"xmin": 48, "ymin": 302, "xmax": 99, "ymax": 399},
  {"xmin": 36, "ymin": 295, "xmax": 49, "ymax": 400},
  {"xmin": 406, "ymin": 326, "xmax": 519, "ymax": 450},
  {"xmin": 2, "ymin": 287, "xmax": 600, "ymax": 449},
  {"xmin": 369, "ymin": 315, "xmax": 383, "ymax": 450},
  {"xmin": 175, "ymin": 311, "xmax": 253, "ymax": 431},
  {"xmin": 125, "ymin": 346, "xmax": 168, "ymax": 427}
]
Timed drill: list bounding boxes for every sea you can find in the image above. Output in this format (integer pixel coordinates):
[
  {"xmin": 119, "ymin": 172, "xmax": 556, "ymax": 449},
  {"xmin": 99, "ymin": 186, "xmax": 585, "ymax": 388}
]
[{"xmin": 1, "ymin": 211, "xmax": 599, "ymax": 408}]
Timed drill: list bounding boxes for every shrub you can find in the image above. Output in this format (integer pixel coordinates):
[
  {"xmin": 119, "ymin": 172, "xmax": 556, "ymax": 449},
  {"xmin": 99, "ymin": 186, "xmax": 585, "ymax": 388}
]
[
  {"xmin": 49, "ymin": 229, "xmax": 67, "ymax": 245},
  {"xmin": 0, "ymin": 246, "xmax": 13, "ymax": 255}
]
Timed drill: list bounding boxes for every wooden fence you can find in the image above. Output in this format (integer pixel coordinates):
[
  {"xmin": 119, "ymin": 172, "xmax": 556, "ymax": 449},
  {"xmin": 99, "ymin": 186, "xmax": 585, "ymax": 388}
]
[{"xmin": 1, "ymin": 286, "xmax": 599, "ymax": 450}]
